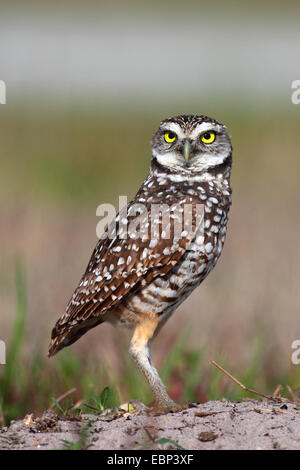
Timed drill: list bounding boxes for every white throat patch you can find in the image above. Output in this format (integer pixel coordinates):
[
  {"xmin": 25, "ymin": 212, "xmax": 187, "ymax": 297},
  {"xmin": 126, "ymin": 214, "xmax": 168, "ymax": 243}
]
[{"xmin": 153, "ymin": 148, "xmax": 229, "ymax": 172}]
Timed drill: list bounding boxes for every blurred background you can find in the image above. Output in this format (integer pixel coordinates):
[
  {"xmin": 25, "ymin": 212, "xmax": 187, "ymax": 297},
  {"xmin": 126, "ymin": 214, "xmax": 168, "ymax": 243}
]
[{"xmin": 1, "ymin": 0, "xmax": 300, "ymax": 423}]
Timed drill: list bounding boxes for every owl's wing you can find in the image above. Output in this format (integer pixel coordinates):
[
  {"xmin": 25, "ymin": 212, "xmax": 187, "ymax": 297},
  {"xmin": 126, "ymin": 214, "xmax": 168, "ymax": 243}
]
[{"xmin": 48, "ymin": 196, "xmax": 203, "ymax": 356}]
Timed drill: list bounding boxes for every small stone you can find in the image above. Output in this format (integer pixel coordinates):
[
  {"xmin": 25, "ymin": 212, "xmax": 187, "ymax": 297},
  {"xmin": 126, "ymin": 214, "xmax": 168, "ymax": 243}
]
[{"xmin": 198, "ymin": 431, "xmax": 218, "ymax": 442}]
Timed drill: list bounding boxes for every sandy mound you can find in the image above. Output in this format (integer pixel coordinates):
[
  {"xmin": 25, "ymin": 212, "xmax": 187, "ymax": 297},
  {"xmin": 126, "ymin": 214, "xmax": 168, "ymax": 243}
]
[{"xmin": 1, "ymin": 399, "xmax": 300, "ymax": 450}]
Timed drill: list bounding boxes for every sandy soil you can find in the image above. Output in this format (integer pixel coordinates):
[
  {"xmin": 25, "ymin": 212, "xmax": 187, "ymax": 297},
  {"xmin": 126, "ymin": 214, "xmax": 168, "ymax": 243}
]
[{"xmin": 1, "ymin": 399, "xmax": 300, "ymax": 450}]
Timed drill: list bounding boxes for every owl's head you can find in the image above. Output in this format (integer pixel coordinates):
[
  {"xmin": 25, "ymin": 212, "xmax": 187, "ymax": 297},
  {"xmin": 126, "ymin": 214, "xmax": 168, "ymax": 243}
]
[{"xmin": 151, "ymin": 115, "xmax": 232, "ymax": 175}]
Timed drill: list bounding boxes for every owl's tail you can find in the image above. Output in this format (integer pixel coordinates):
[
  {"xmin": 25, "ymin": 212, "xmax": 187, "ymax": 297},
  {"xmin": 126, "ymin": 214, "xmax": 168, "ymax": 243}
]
[{"xmin": 48, "ymin": 316, "xmax": 104, "ymax": 357}]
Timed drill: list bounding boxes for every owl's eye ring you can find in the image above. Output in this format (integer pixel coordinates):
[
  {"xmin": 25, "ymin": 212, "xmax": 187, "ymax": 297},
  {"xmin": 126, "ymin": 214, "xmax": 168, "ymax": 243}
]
[
  {"xmin": 164, "ymin": 131, "xmax": 177, "ymax": 143},
  {"xmin": 201, "ymin": 131, "xmax": 216, "ymax": 144}
]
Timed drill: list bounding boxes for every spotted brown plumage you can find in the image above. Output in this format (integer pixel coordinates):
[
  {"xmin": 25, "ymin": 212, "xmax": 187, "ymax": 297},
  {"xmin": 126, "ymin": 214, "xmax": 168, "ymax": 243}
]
[{"xmin": 49, "ymin": 114, "xmax": 232, "ymax": 412}]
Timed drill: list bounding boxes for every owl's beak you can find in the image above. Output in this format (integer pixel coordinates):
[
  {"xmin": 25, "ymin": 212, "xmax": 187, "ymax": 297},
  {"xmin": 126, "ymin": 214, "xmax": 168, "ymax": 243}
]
[{"xmin": 183, "ymin": 139, "xmax": 191, "ymax": 163}]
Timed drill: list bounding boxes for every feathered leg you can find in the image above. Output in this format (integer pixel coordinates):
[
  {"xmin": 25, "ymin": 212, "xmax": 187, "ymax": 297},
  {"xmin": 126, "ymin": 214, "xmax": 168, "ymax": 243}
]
[{"xmin": 129, "ymin": 317, "xmax": 180, "ymax": 412}]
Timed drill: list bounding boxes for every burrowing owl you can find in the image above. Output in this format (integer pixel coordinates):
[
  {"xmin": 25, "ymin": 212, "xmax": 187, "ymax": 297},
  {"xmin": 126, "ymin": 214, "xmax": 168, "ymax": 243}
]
[{"xmin": 49, "ymin": 115, "xmax": 232, "ymax": 412}]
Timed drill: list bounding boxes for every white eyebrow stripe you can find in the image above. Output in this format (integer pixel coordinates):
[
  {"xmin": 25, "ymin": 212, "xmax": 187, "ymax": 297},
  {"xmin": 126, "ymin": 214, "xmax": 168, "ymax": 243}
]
[
  {"xmin": 160, "ymin": 122, "xmax": 186, "ymax": 139},
  {"xmin": 160, "ymin": 121, "xmax": 225, "ymax": 140},
  {"xmin": 190, "ymin": 122, "xmax": 223, "ymax": 139}
]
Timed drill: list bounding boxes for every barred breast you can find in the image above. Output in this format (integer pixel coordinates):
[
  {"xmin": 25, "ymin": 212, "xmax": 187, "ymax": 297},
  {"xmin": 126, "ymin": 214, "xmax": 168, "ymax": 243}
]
[{"xmin": 121, "ymin": 175, "xmax": 231, "ymax": 323}]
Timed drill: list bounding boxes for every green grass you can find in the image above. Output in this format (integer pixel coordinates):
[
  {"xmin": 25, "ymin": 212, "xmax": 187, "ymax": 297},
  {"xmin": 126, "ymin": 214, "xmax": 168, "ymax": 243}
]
[
  {"xmin": 0, "ymin": 260, "xmax": 27, "ymax": 424},
  {"xmin": 0, "ymin": 263, "xmax": 300, "ymax": 427}
]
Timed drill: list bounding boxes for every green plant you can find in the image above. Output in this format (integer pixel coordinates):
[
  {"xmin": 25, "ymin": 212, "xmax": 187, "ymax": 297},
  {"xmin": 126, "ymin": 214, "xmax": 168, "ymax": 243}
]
[
  {"xmin": 52, "ymin": 396, "xmax": 77, "ymax": 417},
  {"xmin": 78, "ymin": 386, "xmax": 111, "ymax": 413}
]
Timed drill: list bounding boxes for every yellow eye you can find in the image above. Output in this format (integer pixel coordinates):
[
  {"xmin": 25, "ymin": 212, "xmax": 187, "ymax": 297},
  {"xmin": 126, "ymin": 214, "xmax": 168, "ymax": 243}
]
[
  {"xmin": 201, "ymin": 131, "xmax": 216, "ymax": 144},
  {"xmin": 164, "ymin": 131, "xmax": 177, "ymax": 143}
]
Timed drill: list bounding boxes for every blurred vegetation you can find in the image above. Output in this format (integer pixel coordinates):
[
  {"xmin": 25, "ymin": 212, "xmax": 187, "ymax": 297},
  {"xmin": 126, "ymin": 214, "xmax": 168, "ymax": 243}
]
[
  {"xmin": 1, "ymin": 263, "xmax": 300, "ymax": 426},
  {"xmin": 1, "ymin": 105, "xmax": 300, "ymax": 207},
  {"xmin": 0, "ymin": 0, "xmax": 299, "ymax": 433},
  {"xmin": 1, "ymin": 101, "xmax": 300, "ymax": 427}
]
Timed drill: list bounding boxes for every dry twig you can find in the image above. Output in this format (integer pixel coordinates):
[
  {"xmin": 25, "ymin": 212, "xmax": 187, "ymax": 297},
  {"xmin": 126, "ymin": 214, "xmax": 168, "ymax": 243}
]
[
  {"xmin": 286, "ymin": 385, "xmax": 298, "ymax": 404},
  {"xmin": 210, "ymin": 360, "xmax": 281, "ymax": 402},
  {"xmin": 273, "ymin": 384, "xmax": 282, "ymax": 397},
  {"xmin": 50, "ymin": 387, "xmax": 77, "ymax": 409}
]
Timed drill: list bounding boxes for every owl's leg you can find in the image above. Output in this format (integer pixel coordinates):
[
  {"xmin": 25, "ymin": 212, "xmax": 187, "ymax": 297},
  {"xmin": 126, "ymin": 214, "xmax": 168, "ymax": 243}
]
[{"xmin": 129, "ymin": 317, "xmax": 180, "ymax": 413}]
